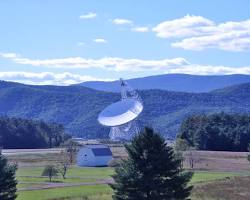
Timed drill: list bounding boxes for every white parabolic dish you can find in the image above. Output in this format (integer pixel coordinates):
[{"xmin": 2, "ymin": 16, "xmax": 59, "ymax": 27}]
[{"xmin": 98, "ymin": 99, "xmax": 143, "ymax": 127}]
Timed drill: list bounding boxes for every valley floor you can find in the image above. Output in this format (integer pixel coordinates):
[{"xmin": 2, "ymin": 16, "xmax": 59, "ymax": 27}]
[{"xmin": 3, "ymin": 147, "xmax": 250, "ymax": 200}]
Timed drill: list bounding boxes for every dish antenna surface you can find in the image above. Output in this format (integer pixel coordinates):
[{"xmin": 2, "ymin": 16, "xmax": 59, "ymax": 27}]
[{"xmin": 98, "ymin": 79, "xmax": 143, "ymax": 141}]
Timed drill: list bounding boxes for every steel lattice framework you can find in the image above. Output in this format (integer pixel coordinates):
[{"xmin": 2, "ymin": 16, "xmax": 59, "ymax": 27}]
[{"xmin": 109, "ymin": 79, "xmax": 142, "ymax": 141}]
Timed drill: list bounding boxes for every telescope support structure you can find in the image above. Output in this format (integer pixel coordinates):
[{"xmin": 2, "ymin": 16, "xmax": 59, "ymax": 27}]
[{"xmin": 109, "ymin": 79, "xmax": 141, "ymax": 141}]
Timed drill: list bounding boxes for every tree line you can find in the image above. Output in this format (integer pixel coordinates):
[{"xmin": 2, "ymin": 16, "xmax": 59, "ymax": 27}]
[
  {"xmin": 0, "ymin": 117, "xmax": 70, "ymax": 149},
  {"xmin": 178, "ymin": 113, "xmax": 250, "ymax": 151}
]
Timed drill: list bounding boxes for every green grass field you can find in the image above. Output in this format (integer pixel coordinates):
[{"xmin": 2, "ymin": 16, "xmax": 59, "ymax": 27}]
[
  {"xmin": 16, "ymin": 166, "xmax": 246, "ymax": 200},
  {"xmin": 17, "ymin": 185, "xmax": 112, "ymax": 200},
  {"xmin": 16, "ymin": 166, "xmax": 112, "ymax": 200},
  {"xmin": 17, "ymin": 167, "xmax": 113, "ymax": 178},
  {"xmin": 6, "ymin": 149, "xmax": 249, "ymax": 200},
  {"xmin": 190, "ymin": 171, "xmax": 243, "ymax": 184}
]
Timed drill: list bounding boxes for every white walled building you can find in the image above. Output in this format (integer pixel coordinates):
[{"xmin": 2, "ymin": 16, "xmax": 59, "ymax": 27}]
[{"xmin": 76, "ymin": 144, "xmax": 113, "ymax": 167}]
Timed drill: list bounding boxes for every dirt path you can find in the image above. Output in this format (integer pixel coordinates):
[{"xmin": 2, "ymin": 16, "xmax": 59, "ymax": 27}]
[
  {"xmin": 18, "ymin": 179, "xmax": 113, "ymax": 191},
  {"xmin": 2, "ymin": 148, "xmax": 64, "ymax": 155}
]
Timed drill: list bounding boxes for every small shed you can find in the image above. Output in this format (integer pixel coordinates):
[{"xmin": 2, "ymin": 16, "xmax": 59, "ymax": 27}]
[{"xmin": 76, "ymin": 144, "xmax": 113, "ymax": 167}]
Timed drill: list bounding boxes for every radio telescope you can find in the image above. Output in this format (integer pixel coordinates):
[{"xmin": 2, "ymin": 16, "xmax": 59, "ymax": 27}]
[{"xmin": 98, "ymin": 79, "xmax": 143, "ymax": 141}]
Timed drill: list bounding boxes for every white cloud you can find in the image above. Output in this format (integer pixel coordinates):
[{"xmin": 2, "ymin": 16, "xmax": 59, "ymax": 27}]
[
  {"xmin": 171, "ymin": 30, "xmax": 250, "ymax": 51},
  {"xmin": 93, "ymin": 38, "xmax": 107, "ymax": 43},
  {"xmin": 131, "ymin": 26, "xmax": 149, "ymax": 32},
  {"xmin": 1, "ymin": 52, "xmax": 250, "ymax": 75},
  {"xmin": 0, "ymin": 52, "xmax": 188, "ymax": 72},
  {"xmin": 153, "ymin": 15, "xmax": 250, "ymax": 51},
  {"xmin": 112, "ymin": 18, "xmax": 133, "ymax": 25},
  {"xmin": 0, "ymin": 71, "xmax": 109, "ymax": 85},
  {"xmin": 153, "ymin": 15, "xmax": 214, "ymax": 38},
  {"xmin": 0, "ymin": 52, "xmax": 18, "ymax": 58},
  {"xmin": 79, "ymin": 12, "xmax": 97, "ymax": 19}
]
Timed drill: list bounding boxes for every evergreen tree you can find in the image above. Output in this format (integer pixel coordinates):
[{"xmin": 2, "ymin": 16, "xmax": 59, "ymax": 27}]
[
  {"xmin": 110, "ymin": 127, "xmax": 193, "ymax": 200},
  {"xmin": 0, "ymin": 153, "xmax": 18, "ymax": 200}
]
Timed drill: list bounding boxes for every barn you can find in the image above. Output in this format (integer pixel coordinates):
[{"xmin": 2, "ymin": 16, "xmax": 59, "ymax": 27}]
[{"xmin": 76, "ymin": 144, "xmax": 113, "ymax": 167}]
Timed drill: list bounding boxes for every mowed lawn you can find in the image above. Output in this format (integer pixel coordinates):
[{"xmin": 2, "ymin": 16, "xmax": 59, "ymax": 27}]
[
  {"xmin": 16, "ymin": 166, "xmax": 246, "ymax": 200},
  {"xmin": 17, "ymin": 166, "xmax": 114, "ymax": 179},
  {"xmin": 17, "ymin": 185, "xmax": 112, "ymax": 200}
]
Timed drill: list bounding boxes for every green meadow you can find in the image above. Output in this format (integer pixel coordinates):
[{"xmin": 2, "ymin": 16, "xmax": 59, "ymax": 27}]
[{"xmin": 16, "ymin": 166, "xmax": 247, "ymax": 200}]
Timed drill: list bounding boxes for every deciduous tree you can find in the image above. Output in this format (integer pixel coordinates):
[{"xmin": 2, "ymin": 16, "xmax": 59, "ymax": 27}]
[
  {"xmin": 42, "ymin": 165, "xmax": 59, "ymax": 182},
  {"xmin": 57, "ymin": 151, "xmax": 70, "ymax": 179}
]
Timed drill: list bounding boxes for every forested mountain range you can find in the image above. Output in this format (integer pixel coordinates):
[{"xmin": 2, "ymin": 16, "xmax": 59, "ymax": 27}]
[
  {"xmin": 77, "ymin": 74, "xmax": 250, "ymax": 93},
  {"xmin": 1, "ymin": 80, "xmax": 250, "ymax": 139}
]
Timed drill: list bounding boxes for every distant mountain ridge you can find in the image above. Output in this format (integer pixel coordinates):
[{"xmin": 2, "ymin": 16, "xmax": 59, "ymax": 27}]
[
  {"xmin": 77, "ymin": 74, "xmax": 250, "ymax": 93},
  {"xmin": 1, "ymin": 80, "xmax": 250, "ymax": 139}
]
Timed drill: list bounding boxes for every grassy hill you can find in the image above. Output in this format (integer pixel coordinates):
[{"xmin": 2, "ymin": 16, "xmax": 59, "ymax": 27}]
[{"xmin": 1, "ymin": 80, "xmax": 250, "ymax": 139}]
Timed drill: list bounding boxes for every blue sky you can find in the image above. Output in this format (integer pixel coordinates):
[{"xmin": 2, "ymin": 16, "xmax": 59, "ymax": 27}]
[{"xmin": 0, "ymin": 0, "xmax": 250, "ymax": 85}]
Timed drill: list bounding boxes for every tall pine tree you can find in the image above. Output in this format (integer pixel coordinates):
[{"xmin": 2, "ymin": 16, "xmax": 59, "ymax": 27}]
[
  {"xmin": 0, "ymin": 153, "xmax": 18, "ymax": 200},
  {"xmin": 110, "ymin": 127, "xmax": 193, "ymax": 200}
]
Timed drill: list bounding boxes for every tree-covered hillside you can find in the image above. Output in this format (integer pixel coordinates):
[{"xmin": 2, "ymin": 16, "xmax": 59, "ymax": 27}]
[
  {"xmin": 0, "ymin": 116, "xmax": 69, "ymax": 149},
  {"xmin": 1, "ymin": 80, "xmax": 250, "ymax": 139},
  {"xmin": 0, "ymin": 81, "xmax": 119, "ymax": 139},
  {"xmin": 178, "ymin": 113, "xmax": 250, "ymax": 151}
]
